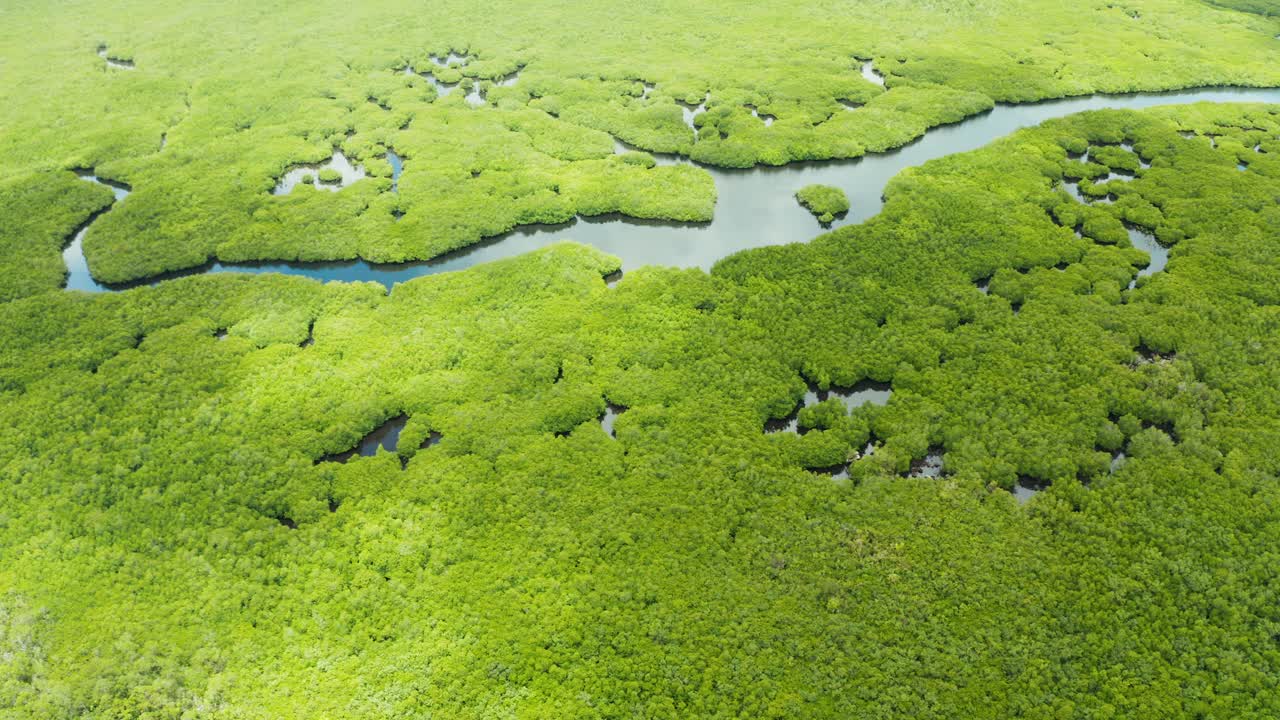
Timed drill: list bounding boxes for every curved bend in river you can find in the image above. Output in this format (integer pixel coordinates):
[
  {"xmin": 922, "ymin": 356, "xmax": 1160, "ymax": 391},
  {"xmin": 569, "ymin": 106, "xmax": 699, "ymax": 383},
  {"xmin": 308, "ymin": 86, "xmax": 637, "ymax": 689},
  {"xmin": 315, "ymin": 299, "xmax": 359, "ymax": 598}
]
[{"xmin": 65, "ymin": 86, "xmax": 1280, "ymax": 293}]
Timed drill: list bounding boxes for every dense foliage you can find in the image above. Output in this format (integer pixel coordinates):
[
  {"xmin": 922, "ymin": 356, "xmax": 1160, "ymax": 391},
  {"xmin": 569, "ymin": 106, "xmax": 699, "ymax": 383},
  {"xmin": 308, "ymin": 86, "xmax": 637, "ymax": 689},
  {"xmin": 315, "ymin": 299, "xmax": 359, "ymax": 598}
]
[
  {"xmin": 2, "ymin": 103, "xmax": 1279, "ymax": 717},
  {"xmin": 795, "ymin": 184, "xmax": 850, "ymax": 224},
  {"xmin": 1, "ymin": 0, "xmax": 1279, "ymax": 293}
]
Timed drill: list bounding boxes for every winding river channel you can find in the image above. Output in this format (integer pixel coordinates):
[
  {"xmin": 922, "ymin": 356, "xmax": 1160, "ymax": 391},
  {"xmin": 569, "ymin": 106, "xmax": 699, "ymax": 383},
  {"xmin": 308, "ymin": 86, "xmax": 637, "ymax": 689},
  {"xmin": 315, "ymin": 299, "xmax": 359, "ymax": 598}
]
[{"xmin": 65, "ymin": 87, "xmax": 1280, "ymax": 293}]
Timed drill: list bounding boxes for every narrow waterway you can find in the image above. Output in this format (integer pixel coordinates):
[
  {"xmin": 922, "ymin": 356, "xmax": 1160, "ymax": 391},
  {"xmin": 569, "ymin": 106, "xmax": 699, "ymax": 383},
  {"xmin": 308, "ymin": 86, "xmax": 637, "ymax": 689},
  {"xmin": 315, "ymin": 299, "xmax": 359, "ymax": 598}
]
[
  {"xmin": 97, "ymin": 45, "xmax": 135, "ymax": 70},
  {"xmin": 65, "ymin": 172, "xmax": 130, "ymax": 292},
  {"xmin": 64, "ymin": 86, "xmax": 1280, "ymax": 292}
]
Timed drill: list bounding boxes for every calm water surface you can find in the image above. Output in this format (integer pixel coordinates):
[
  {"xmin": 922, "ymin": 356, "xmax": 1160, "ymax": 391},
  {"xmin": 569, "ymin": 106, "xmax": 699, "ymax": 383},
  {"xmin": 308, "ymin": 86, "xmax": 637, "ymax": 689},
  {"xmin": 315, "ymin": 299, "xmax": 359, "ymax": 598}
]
[
  {"xmin": 273, "ymin": 150, "xmax": 366, "ymax": 195},
  {"xmin": 64, "ymin": 87, "xmax": 1280, "ymax": 293}
]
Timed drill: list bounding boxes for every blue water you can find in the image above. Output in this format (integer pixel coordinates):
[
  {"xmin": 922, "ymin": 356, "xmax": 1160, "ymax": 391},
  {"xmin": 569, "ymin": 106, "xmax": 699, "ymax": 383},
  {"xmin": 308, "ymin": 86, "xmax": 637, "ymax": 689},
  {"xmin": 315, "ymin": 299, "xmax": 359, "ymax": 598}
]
[
  {"xmin": 387, "ymin": 150, "xmax": 403, "ymax": 193},
  {"xmin": 64, "ymin": 86, "xmax": 1280, "ymax": 293}
]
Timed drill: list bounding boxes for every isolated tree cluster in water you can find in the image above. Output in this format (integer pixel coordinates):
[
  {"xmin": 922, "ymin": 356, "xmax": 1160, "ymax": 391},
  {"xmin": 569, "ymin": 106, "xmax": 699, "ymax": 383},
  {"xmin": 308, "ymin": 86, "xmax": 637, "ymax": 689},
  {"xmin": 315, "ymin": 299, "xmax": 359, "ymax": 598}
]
[{"xmin": 795, "ymin": 183, "xmax": 850, "ymax": 224}]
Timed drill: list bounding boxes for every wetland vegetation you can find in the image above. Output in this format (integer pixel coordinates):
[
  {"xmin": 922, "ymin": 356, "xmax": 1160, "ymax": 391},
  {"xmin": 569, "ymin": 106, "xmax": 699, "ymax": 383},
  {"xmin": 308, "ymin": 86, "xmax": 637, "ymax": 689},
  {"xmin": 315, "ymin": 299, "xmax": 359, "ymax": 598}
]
[
  {"xmin": 3, "ymin": 0, "xmax": 1280, "ymax": 717},
  {"xmin": 5, "ymin": 101, "xmax": 1280, "ymax": 718},
  {"xmin": 4, "ymin": 0, "xmax": 1280, "ymax": 294},
  {"xmin": 795, "ymin": 184, "xmax": 850, "ymax": 224}
]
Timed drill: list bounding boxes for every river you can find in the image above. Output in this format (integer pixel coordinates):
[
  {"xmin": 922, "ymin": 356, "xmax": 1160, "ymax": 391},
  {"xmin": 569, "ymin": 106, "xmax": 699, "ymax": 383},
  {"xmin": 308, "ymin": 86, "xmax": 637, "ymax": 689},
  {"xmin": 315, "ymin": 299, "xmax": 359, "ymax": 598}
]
[{"xmin": 64, "ymin": 86, "xmax": 1280, "ymax": 293}]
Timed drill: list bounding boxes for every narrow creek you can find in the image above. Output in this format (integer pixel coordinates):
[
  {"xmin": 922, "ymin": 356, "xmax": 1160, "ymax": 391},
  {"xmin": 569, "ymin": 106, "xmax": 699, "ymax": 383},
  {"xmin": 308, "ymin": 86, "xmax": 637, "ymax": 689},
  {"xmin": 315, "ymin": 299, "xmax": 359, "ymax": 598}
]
[
  {"xmin": 387, "ymin": 150, "xmax": 403, "ymax": 192},
  {"xmin": 97, "ymin": 45, "xmax": 135, "ymax": 70},
  {"xmin": 766, "ymin": 380, "xmax": 892, "ymax": 434},
  {"xmin": 66, "ymin": 172, "xmax": 131, "ymax": 292},
  {"xmin": 63, "ymin": 86, "xmax": 1280, "ymax": 293}
]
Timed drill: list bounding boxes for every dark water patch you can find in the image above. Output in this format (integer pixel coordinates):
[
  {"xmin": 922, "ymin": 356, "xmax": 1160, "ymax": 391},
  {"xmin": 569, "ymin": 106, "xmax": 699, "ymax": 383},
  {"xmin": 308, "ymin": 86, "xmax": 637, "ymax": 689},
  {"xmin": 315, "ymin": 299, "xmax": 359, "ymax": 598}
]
[
  {"xmin": 327, "ymin": 496, "xmax": 340, "ymax": 512},
  {"xmin": 1120, "ymin": 142, "xmax": 1152, "ymax": 168},
  {"xmin": 1063, "ymin": 179, "xmax": 1114, "ymax": 204},
  {"xmin": 359, "ymin": 415, "xmax": 407, "ymax": 453},
  {"xmin": 300, "ymin": 323, "xmax": 315, "ymax": 348},
  {"xmin": 1012, "ymin": 476, "xmax": 1048, "ymax": 503},
  {"xmin": 63, "ymin": 220, "xmax": 107, "ymax": 291},
  {"xmin": 764, "ymin": 410, "xmax": 800, "ymax": 435},
  {"xmin": 65, "ymin": 87, "xmax": 1280, "ymax": 294},
  {"xmin": 97, "ymin": 45, "xmax": 134, "ymax": 70},
  {"xmin": 428, "ymin": 76, "xmax": 459, "ymax": 97},
  {"xmin": 456, "ymin": 69, "xmax": 523, "ymax": 108},
  {"xmin": 860, "ymin": 60, "xmax": 885, "ymax": 87},
  {"xmin": 421, "ymin": 431, "xmax": 442, "ymax": 449},
  {"xmin": 769, "ymin": 379, "xmax": 892, "ymax": 433},
  {"xmin": 460, "ymin": 68, "xmax": 522, "ymax": 107},
  {"xmin": 678, "ymin": 95, "xmax": 708, "ymax": 138},
  {"xmin": 214, "ymin": 329, "xmax": 228, "ymax": 340},
  {"xmin": 907, "ymin": 449, "xmax": 945, "ymax": 478},
  {"xmin": 1062, "ymin": 179, "xmax": 1085, "ymax": 202},
  {"xmin": 976, "ymin": 276, "xmax": 992, "ymax": 294},
  {"xmin": 811, "ymin": 463, "xmax": 850, "ymax": 480},
  {"xmin": 273, "ymin": 150, "xmax": 365, "ymax": 195},
  {"xmin": 1238, "ymin": 161, "xmax": 1248, "ymax": 171},
  {"xmin": 402, "ymin": 65, "xmax": 460, "ymax": 97},
  {"xmin": 838, "ymin": 99, "xmax": 863, "ymax": 112},
  {"xmin": 612, "ymin": 136, "xmax": 692, "ymax": 166},
  {"xmin": 321, "ymin": 414, "xmax": 408, "ymax": 463},
  {"xmin": 603, "ymin": 269, "xmax": 623, "ymax": 287},
  {"xmin": 600, "ymin": 403, "xmax": 626, "ymax": 437},
  {"xmin": 1133, "ymin": 344, "xmax": 1174, "ymax": 365},
  {"xmin": 74, "ymin": 170, "xmax": 131, "ymax": 201},
  {"xmin": 387, "ymin": 150, "xmax": 403, "ymax": 192},
  {"xmin": 1125, "ymin": 225, "xmax": 1169, "ymax": 289},
  {"xmin": 816, "ymin": 380, "xmax": 892, "ymax": 409},
  {"xmin": 746, "ymin": 104, "xmax": 775, "ymax": 127},
  {"xmin": 104, "ymin": 217, "xmax": 581, "ymax": 290},
  {"xmin": 1110, "ymin": 451, "xmax": 1127, "ymax": 473},
  {"xmin": 275, "ymin": 515, "xmax": 298, "ymax": 529},
  {"xmin": 579, "ymin": 212, "xmax": 711, "ymax": 231},
  {"xmin": 64, "ymin": 171, "xmax": 132, "ymax": 292},
  {"xmin": 431, "ymin": 52, "xmax": 470, "ymax": 67},
  {"xmin": 1143, "ymin": 419, "xmax": 1178, "ymax": 442}
]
